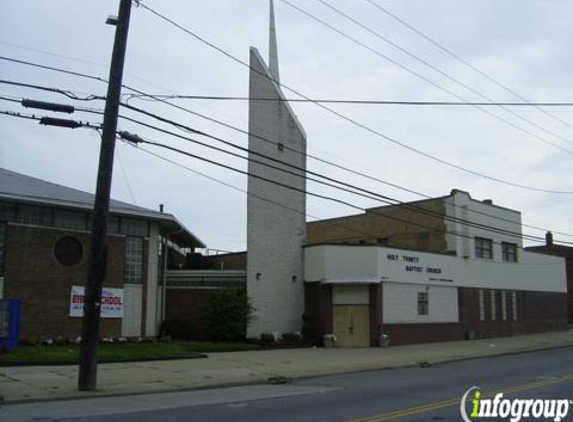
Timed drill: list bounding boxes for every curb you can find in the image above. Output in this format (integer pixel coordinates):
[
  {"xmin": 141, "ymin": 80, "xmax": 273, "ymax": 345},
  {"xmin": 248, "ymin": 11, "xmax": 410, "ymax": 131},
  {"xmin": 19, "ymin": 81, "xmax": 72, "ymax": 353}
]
[{"xmin": 2, "ymin": 343, "xmax": 572, "ymax": 405}]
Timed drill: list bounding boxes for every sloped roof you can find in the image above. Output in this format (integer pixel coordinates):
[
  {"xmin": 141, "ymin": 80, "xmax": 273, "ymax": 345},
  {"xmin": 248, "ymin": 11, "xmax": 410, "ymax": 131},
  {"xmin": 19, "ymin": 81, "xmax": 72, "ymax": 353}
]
[{"xmin": 0, "ymin": 167, "xmax": 205, "ymax": 248}]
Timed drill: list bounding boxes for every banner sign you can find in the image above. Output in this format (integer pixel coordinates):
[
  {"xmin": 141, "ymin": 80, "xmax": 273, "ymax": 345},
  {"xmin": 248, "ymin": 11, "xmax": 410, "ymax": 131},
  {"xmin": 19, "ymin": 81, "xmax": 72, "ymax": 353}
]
[{"xmin": 69, "ymin": 286, "xmax": 124, "ymax": 318}]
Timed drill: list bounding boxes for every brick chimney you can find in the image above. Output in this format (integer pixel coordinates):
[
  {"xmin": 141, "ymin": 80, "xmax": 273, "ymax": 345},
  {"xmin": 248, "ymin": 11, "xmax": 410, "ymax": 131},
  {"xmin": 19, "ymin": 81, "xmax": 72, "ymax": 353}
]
[{"xmin": 546, "ymin": 231, "xmax": 553, "ymax": 246}]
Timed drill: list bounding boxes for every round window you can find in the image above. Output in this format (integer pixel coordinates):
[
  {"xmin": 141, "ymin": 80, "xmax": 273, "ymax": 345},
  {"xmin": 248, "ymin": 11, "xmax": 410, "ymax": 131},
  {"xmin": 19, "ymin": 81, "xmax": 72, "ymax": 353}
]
[{"xmin": 54, "ymin": 236, "xmax": 83, "ymax": 266}]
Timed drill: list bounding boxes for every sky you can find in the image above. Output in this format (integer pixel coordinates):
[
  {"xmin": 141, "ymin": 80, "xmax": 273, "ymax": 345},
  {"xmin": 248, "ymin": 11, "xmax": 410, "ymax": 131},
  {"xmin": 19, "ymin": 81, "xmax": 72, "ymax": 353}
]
[{"xmin": 1, "ymin": 0, "xmax": 572, "ymax": 252}]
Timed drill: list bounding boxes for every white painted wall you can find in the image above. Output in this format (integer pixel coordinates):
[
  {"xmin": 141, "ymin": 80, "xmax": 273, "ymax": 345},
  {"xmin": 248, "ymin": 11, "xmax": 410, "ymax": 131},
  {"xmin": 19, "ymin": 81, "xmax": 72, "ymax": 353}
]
[
  {"xmin": 305, "ymin": 245, "xmax": 566, "ymax": 293},
  {"xmin": 333, "ymin": 286, "xmax": 370, "ymax": 305},
  {"xmin": 444, "ymin": 190, "xmax": 523, "ymax": 259},
  {"xmin": 121, "ymin": 284, "xmax": 142, "ymax": 337},
  {"xmin": 145, "ymin": 224, "xmax": 160, "ymax": 336},
  {"xmin": 246, "ymin": 48, "xmax": 306, "ymax": 337},
  {"xmin": 382, "ymin": 282, "xmax": 458, "ymax": 324}
]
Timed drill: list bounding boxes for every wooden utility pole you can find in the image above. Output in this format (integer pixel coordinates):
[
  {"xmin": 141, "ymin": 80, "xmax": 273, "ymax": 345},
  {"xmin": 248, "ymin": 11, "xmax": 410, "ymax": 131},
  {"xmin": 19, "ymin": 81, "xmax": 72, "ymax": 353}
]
[{"xmin": 78, "ymin": 0, "xmax": 132, "ymax": 391}]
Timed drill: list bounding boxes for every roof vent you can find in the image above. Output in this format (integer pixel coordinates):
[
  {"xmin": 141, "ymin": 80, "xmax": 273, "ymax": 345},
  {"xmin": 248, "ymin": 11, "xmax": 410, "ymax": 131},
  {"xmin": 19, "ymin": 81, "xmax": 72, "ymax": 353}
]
[{"xmin": 483, "ymin": 199, "xmax": 493, "ymax": 205}]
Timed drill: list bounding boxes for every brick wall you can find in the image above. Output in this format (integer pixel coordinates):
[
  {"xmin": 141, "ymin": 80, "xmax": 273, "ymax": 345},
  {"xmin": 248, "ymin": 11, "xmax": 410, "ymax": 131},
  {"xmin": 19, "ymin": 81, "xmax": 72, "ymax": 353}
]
[
  {"xmin": 4, "ymin": 224, "xmax": 125, "ymax": 341},
  {"xmin": 458, "ymin": 287, "xmax": 568, "ymax": 339},
  {"xmin": 306, "ymin": 198, "xmax": 448, "ymax": 253},
  {"xmin": 164, "ymin": 288, "xmax": 217, "ymax": 340}
]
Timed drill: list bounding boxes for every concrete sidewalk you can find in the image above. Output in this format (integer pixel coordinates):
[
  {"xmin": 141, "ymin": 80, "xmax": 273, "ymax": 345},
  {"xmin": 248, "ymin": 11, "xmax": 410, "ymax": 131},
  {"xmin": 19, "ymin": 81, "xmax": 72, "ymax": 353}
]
[{"xmin": 1, "ymin": 330, "xmax": 572, "ymax": 404}]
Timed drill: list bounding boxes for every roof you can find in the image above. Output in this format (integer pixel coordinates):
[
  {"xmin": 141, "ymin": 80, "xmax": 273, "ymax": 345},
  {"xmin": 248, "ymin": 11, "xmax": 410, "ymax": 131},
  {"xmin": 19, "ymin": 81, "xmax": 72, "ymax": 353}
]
[{"xmin": 0, "ymin": 167, "xmax": 205, "ymax": 248}]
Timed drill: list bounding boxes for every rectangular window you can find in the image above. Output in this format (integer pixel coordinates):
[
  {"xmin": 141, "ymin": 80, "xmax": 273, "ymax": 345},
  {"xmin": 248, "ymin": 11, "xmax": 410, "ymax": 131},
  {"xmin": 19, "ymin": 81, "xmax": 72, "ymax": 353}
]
[
  {"xmin": 512, "ymin": 291, "xmax": 518, "ymax": 321},
  {"xmin": 0, "ymin": 202, "xmax": 16, "ymax": 222},
  {"xmin": 54, "ymin": 209, "xmax": 87, "ymax": 231},
  {"xmin": 475, "ymin": 237, "xmax": 493, "ymax": 259},
  {"xmin": 501, "ymin": 290, "xmax": 507, "ymax": 321},
  {"xmin": 479, "ymin": 289, "xmax": 485, "ymax": 321},
  {"xmin": 121, "ymin": 218, "xmax": 149, "ymax": 237},
  {"xmin": 490, "ymin": 290, "xmax": 497, "ymax": 321},
  {"xmin": 125, "ymin": 236, "xmax": 144, "ymax": 284},
  {"xmin": 502, "ymin": 242, "xmax": 518, "ymax": 263},
  {"xmin": 417, "ymin": 292, "xmax": 429, "ymax": 316},
  {"xmin": 87, "ymin": 214, "xmax": 120, "ymax": 233},
  {"xmin": 17, "ymin": 204, "xmax": 52, "ymax": 227}
]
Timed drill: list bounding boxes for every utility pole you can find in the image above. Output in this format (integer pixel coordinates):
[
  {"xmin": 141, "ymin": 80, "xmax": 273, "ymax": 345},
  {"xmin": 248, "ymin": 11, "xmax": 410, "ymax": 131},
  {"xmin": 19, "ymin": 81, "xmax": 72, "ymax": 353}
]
[{"xmin": 78, "ymin": 0, "xmax": 132, "ymax": 391}]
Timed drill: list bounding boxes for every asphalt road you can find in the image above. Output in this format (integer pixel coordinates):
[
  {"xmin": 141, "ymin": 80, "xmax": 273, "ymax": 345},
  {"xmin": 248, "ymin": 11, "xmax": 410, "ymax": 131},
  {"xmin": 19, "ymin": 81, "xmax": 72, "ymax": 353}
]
[{"xmin": 2, "ymin": 347, "xmax": 572, "ymax": 422}]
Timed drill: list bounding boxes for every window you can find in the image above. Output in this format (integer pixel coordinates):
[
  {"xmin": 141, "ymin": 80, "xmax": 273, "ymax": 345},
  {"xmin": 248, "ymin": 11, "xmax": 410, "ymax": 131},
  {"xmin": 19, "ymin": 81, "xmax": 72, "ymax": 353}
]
[
  {"xmin": 87, "ymin": 214, "xmax": 120, "ymax": 233},
  {"xmin": 511, "ymin": 291, "xmax": 518, "ymax": 321},
  {"xmin": 490, "ymin": 290, "xmax": 497, "ymax": 321},
  {"xmin": 18, "ymin": 204, "xmax": 52, "ymax": 227},
  {"xmin": 501, "ymin": 290, "xmax": 507, "ymax": 321},
  {"xmin": 54, "ymin": 209, "xmax": 87, "ymax": 231},
  {"xmin": 418, "ymin": 292, "xmax": 429, "ymax": 316},
  {"xmin": 121, "ymin": 218, "xmax": 149, "ymax": 237},
  {"xmin": 54, "ymin": 236, "xmax": 83, "ymax": 266},
  {"xmin": 475, "ymin": 237, "xmax": 493, "ymax": 259},
  {"xmin": 502, "ymin": 242, "xmax": 517, "ymax": 263},
  {"xmin": 125, "ymin": 236, "xmax": 144, "ymax": 284},
  {"xmin": 0, "ymin": 202, "xmax": 16, "ymax": 221},
  {"xmin": 479, "ymin": 289, "xmax": 485, "ymax": 321}
]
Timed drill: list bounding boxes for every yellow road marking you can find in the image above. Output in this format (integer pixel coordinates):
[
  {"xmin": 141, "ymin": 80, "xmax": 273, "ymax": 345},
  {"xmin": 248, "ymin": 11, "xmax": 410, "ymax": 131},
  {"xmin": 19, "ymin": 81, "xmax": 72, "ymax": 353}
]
[{"xmin": 342, "ymin": 374, "xmax": 573, "ymax": 422}]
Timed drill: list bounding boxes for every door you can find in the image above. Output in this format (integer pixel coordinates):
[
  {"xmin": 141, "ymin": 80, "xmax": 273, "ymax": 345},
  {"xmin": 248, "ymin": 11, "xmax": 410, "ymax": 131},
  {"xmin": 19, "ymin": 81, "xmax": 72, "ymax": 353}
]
[{"xmin": 333, "ymin": 305, "xmax": 370, "ymax": 347}]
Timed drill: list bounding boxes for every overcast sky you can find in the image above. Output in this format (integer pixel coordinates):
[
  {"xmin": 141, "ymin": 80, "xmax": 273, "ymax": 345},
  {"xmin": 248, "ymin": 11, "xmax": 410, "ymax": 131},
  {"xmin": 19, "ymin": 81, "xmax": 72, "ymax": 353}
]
[{"xmin": 1, "ymin": 0, "xmax": 572, "ymax": 252}]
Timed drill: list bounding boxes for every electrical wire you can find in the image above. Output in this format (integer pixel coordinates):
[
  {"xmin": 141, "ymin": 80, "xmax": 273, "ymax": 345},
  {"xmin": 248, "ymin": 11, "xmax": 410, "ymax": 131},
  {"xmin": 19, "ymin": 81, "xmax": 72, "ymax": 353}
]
[
  {"xmin": 0, "ymin": 109, "xmax": 101, "ymax": 130},
  {"xmin": 123, "ymin": 140, "xmax": 564, "ymax": 265},
  {"xmin": 122, "ymin": 94, "xmax": 573, "ymax": 107},
  {"xmin": 1, "ymin": 99, "xmax": 570, "ymax": 248},
  {"xmin": 4, "ymin": 51, "xmax": 573, "ymax": 198},
  {"xmin": 133, "ymin": 2, "xmax": 573, "ymax": 194},
  {"xmin": 365, "ymin": 0, "xmax": 573, "ymax": 132},
  {"xmin": 2, "ymin": 77, "xmax": 572, "ymax": 239},
  {"xmin": 0, "ymin": 78, "xmax": 103, "ymax": 101},
  {"xmin": 117, "ymin": 101, "xmax": 556, "ymax": 245},
  {"xmin": 313, "ymin": 0, "xmax": 573, "ymax": 151},
  {"xmin": 118, "ymin": 130, "xmax": 569, "ymax": 253}
]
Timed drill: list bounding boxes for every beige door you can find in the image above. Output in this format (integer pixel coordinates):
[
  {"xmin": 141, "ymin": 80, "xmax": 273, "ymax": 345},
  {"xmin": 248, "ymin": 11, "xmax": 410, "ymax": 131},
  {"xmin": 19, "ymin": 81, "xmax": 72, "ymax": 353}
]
[{"xmin": 333, "ymin": 305, "xmax": 370, "ymax": 347}]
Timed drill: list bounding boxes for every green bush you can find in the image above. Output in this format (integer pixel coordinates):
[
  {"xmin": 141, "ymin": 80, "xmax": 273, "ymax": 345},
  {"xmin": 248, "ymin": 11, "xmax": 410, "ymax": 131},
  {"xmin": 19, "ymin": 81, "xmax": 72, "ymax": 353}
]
[{"xmin": 204, "ymin": 288, "xmax": 253, "ymax": 342}]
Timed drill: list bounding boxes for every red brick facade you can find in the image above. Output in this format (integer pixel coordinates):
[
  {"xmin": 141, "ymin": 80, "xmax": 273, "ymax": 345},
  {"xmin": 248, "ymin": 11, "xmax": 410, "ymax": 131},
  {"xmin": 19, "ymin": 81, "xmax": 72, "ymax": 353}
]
[
  {"xmin": 164, "ymin": 289, "xmax": 217, "ymax": 340},
  {"xmin": 3, "ymin": 224, "xmax": 126, "ymax": 341}
]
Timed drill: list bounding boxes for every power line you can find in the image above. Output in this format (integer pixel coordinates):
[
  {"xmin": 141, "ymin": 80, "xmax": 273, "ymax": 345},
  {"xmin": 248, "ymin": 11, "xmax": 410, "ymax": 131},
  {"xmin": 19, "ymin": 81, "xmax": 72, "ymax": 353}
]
[
  {"xmin": 124, "ymin": 141, "xmax": 564, "ymax": 265},
  {"xmin": 365, "ymin": 0, "xmax": 573, "ymax": 132},
  {"xmin": 122, "ymin": 94, "xmax": 573, "ymax": 107},
  {"xmin": 0, "ymin": 78, "xmax": 103, "ymax": 101},
  {"xmin": 0, "ymin": 109, "xmax": 101, "ymax": 130},
  {"xmin": 134, "ymin": 2, "xmax": 573, "ymax": 194},
  {"xmin": 284, "ymin": 0, "xmax": 573, "ymax": 154},
  {"xmin": 3, "ymin": 73, "xmax": 572, "ymax": 237},
  {"xmin": 2, "ymin": 98, "xmax": 569, "ymax": 246},
  {"xmin": 117, "ymin": 101, "xmax": 555, "ymax": 245},
  {"xmin": 0, "ymin": 56, "xmax": 107, "ymax": 84},
  {"xmin": 118, "ymin": 130, "xmax": 568, "ymax": 250}
]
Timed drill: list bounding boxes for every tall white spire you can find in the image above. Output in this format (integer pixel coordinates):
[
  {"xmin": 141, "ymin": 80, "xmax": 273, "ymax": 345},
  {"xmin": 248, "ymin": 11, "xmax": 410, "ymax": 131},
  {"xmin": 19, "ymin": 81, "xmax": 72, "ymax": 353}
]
[{"xmin": 269, "ymin": 0, "xmax": 280, "ymax": 83}]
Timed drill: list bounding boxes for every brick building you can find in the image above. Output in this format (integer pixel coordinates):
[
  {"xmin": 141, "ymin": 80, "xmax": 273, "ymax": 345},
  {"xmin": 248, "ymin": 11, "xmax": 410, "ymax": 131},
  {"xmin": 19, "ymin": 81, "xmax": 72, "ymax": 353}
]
[
  {"xmin": 526, "ymin": 232, "xmax": 573, "ymax": 324},
  {"xmin": 304, "ymin": 190, "xmax": 568, "ymax": 346},
  {"xmin": 0, "ymin": 168, "xmax": 204, "ymax": 341}
]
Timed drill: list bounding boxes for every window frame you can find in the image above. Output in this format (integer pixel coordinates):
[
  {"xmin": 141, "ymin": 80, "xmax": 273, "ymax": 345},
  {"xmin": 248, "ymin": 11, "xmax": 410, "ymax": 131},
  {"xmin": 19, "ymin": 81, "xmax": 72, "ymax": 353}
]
[
  {"xmin": 475, "ymin": 237, "xmax": 493, "ymax": 260},
  {"xmin": 417, "ymin": 291, "xmax": 429, "ymax": 316},
  {"xmin": 501, "ymin": 242, "xmax": 518, "ymax": 263}
]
